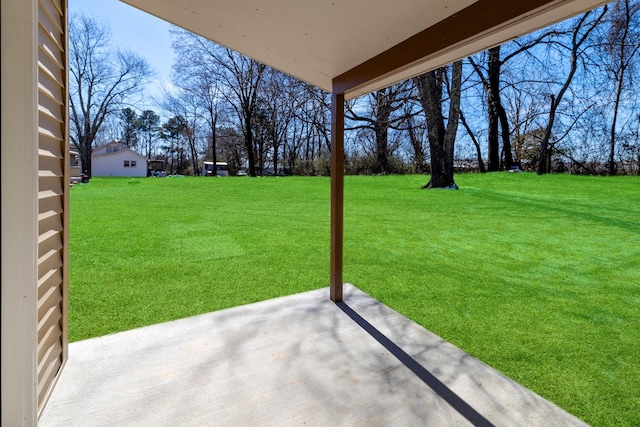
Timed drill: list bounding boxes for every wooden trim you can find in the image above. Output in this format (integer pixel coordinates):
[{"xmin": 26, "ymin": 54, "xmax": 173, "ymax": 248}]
[
  {"xmin": 333, "ymin": 0, "xmax": 560, "ymax": 96},
  {"xmin": 330, "ymin": 91, "xmax": 345, "ymax": 303}
]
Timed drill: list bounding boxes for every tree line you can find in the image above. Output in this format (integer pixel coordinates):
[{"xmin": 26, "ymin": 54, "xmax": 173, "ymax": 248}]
[{"xmin": 70, "ymin": 0, "xmax": 640, "ymax": 187}]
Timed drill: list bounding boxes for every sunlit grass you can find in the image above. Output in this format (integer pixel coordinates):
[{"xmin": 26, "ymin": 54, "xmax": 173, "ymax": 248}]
[
  {"xmin": 344, "ymin": 173, "xmax": 639, "ymax": 427},
  {"xmin": 69, "ymin": 175, "xmax": 330, "ymax": 339},
  {"xmin": 70, "ymin": 173, "xmax": 639, "ymax": 426}
]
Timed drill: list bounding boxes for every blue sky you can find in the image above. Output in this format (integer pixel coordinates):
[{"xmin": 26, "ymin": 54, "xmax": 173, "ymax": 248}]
[{"xmin": 69, "ymin": 0, "xmax": 174, "ymax": 98}]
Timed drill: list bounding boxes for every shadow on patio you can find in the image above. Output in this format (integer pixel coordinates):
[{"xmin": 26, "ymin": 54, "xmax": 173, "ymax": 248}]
[{"xmin": 40, "ymin": 284, "xmax": 587, "ymax": 426}]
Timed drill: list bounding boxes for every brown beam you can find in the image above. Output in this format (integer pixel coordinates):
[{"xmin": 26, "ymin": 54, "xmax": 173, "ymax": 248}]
[
  {"xmin": 330, "ymin": 91, "xmax": 345, "ymax": 302},
  {"xmin": 333, "ymin": 0, "xmax": 559, "ymax": 95}
]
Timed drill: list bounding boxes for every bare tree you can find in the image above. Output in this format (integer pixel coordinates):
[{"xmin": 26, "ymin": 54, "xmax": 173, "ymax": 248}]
[
  {"xmin": 211, "ymin": 51, "xmax": 266, "ymax": 177},
  {"xmin": 217, "ymin": 127, "xmax": 246, "ymax": 174},
  {"xmin": 171, "ymin": 38, "xmax": 226, "ymax": 173},
  {"xmin": 346, "ymin": 81, "xmax": 414, "ymax": 174},
  {"xmin": 468, "ymin": 27, "xmax": 566, "ymax": 172},
  {"xmin": 259, "ymin": 70, "xmax": 297, "ymax": 176},
  {"xmin": 538, "ymin": 7, "xmax": 608, "ymax": 174},
  {"xmin": 601, "ymin": 0, "xmax": 640, "ymax": 175},
  {"xmin": 458, "ymin": 107, "xmax": 486, "ymax": 172},
  {"xmin": 161, "ymin": 91, "xmax": 206, "ymax": 175},
  {"xmin": 288, "ymin": 82, "xmax": 331, "ymax": 175},
  {"xmin": 403, "ymin": 105, "xmax": 430, "ymax": 173},
  {"xmin": 504, "ymin": 82, "xmax": 548, "ymax": 170},
  {"xmin": 171, "ymin": 29, "xmax": 266, "ymax": 177},
  {"xmin": 414, "ymin": 60, "xmax": 463, "ymax": 189},
  {"xmin": 199, "ymin": 78, "xmax": 225, "ymax": 170},
  {"xmin": 68, "ymin": 14, "xmax": 151, "ymax": 177}
]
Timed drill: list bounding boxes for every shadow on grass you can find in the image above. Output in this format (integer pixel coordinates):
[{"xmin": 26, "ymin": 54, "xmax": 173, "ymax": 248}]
[{"xmin": 469, "ymin": 189, "xmax": 640, "ymax": 234}]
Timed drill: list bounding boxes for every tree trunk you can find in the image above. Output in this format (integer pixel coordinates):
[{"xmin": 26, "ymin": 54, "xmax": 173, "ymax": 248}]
[
  {"xmin": 498, "ymin": 102, "xmax": 514, "ymax": 170},
  {"xmin": 415, "ymin": 61, "xmax": 462, "ymax": 189},
  {"xmin": 442, "ymin": 61, "xmax": 462, "ymax": 184},
  {"xmin": 537, "ymin": 8, "xmax": 607, "ymax": 175},
  {"xmin": 407, "ymin": 117, "xmax": 427, "ymax": 173},
  {"xmin": 419, "ymin": 70, "xmax": 445, "ymax": 187},
  {"xmin": 81, "ymin": 120, "xmax": 94, "ymax": 178},
  {"xmin": 210, "ymin": 112, "xmax": 218, "ymax": 176},
  {"xmin": 459, "ymin": 109, "xmax": 486, "ymax": 172},
  {"xmin": 272, "ymin": 127, "xmax": 280, "ymax": 176},
  {"xmin": 243, "ymin": 108, "xmax": 257, "ymax": 177},
  {"xmin": 374, "ymin": 90, "xmax": 392, "ymax": 174},
  {"xmin": 608, "ymin": 72, "xmax": 624, "ymax": 175},
  {"xmin": 375, "ymin": 121, "xmax": 390, "ymax": 174},
  {"xmin": 538, "ymin": 94, "xmax": 556, "ymax": 174},
  {"xmin": 487, "ymin": 46, "xmax": 501, "ymax": 171}
]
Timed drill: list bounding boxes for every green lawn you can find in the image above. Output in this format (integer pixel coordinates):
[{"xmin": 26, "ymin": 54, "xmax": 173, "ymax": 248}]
[{"xmin": 70, "ymin": 173, "xmax": 639, "ymax": 426}]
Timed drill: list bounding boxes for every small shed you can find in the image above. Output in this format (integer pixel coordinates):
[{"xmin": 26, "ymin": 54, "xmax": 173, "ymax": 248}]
[
  {"xmin": 69, "ymin": 149, "xmax": 82, "ymax": 177},
  {"xmin": 92, "ymin": 141, "xmax": 148, "ymax": 177},
  {"xmin": 148, "ymin": 158, "xmax": 167, "ymax": 176},
  {"xmin": 202, "ymin": 161, "xmax": 230, "ymax": 176}
]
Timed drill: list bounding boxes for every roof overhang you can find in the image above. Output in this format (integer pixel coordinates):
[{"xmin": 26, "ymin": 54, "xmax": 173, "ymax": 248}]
[{"xmin": 120, "ymin": 0, "xmax": 610, "ymax": 99}]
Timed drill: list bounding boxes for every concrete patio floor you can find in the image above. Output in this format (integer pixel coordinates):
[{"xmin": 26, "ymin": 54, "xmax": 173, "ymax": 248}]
[{"xmin": 40, "ymin": 284, "xmax": 588, "ymax": 426}]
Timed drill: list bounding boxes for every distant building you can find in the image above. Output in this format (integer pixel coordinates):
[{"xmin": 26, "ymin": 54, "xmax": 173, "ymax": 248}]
[
  {"xmin": 202, "ymin": 161, "xmax": 229, "ymax": 176},
  {"xmin": 70, "ymin": 149, "xmax": 82, "ymax": 177},
  {"xmin": 148, "ymin": 158, "xmax": 167, "ymax": 176},
  {"xmin": 92, "ymin": 141, "xmax": 148, "ymax": 177}
]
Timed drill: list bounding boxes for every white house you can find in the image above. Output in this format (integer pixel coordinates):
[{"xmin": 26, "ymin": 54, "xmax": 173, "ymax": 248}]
[{"xmin": 92, "ymin": 141, "xmax": 148, "ymax": 177}]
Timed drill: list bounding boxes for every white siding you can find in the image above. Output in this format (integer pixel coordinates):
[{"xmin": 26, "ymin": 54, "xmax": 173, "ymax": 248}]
[{"xmin": 92, "ymin": 150, "xmax": 148, "ymax": 177}]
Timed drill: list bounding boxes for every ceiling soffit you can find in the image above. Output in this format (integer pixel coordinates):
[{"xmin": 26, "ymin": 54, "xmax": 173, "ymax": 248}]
[{"xmin": 121, "ymin": 0, "xmax": 611, "ymax": 98}]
